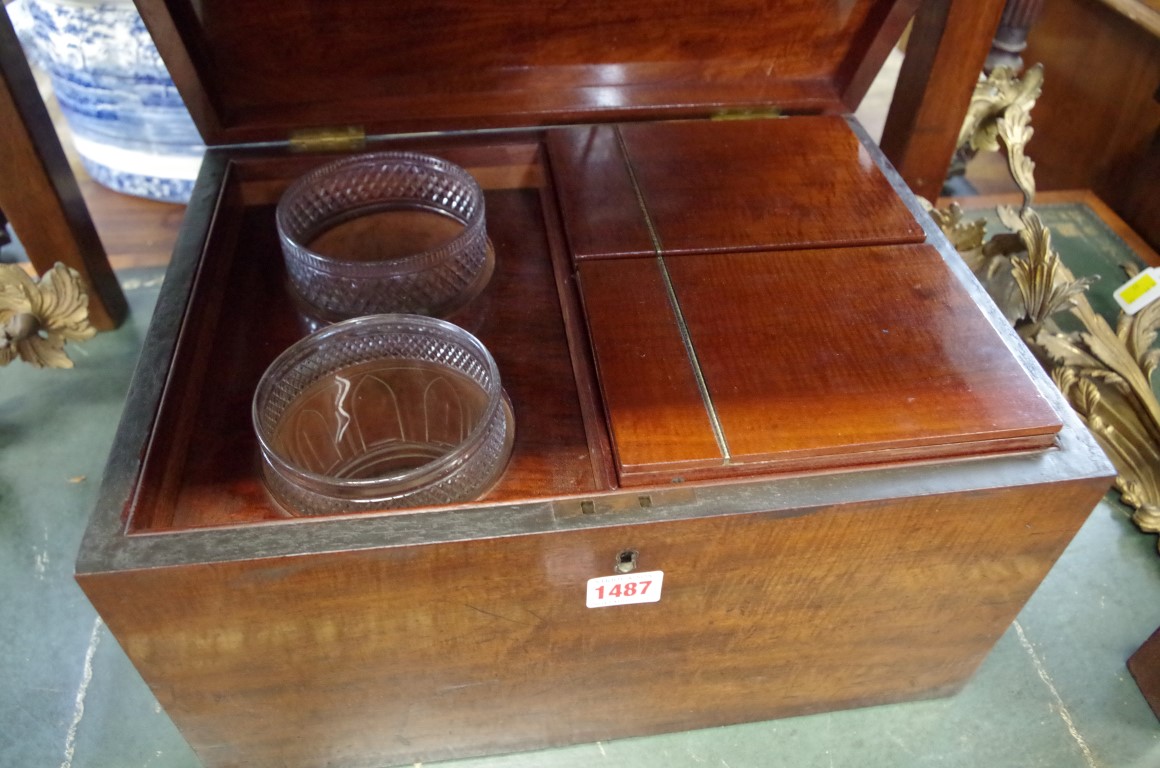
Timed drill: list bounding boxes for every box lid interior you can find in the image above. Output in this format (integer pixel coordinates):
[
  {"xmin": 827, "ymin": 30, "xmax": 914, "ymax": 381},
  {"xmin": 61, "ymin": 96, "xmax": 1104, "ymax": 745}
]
[{"xmin": 136, "ymin": 0, "xmax": 915, "ymax": 145}]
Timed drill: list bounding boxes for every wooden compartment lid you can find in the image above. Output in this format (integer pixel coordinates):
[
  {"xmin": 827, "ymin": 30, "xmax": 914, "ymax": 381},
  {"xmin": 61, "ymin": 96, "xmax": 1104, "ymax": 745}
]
[
  {"xmin": 579, "ymin": 243, "xmax": 1064, "ymax": 486},
  {"xmin": 135, "ymin": 0, "xmax": 916, "ymax": 145},
  {"xmin": 553, "ymin": 116, "xmax": 1064, "ymax": 486},
  {"xmin": 547, "ymin": 117, "xmax": 927, "ymax": 257}
]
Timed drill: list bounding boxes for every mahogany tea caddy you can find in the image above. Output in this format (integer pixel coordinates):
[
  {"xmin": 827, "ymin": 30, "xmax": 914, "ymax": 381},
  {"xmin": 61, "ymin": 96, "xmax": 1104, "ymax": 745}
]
[{"xmin": 76, "ymin": 2, "xmax": 1113, "ymax": 766}]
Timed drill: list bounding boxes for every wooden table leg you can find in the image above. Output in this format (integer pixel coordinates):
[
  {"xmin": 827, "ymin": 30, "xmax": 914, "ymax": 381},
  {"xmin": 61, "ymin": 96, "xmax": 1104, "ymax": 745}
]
[
  {"xmin": 1129, "ymin": 626, "xmax": 1160, "ymax": 721},
  {"xmin": 880, "ymin": 0, "xmax": 1007, "ymax": 201},
  {"xmin": 0, "ymin": 8, "xmax": 127, "ymax": 331}
]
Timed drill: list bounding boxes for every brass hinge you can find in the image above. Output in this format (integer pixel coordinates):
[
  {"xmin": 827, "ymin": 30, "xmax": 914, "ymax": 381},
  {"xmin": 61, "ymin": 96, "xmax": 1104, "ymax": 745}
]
[
  {"xmin": 710, "ymin": 107, "xmax": 783, "ymax": 121},
  {"xmin": 288, "ymin": 125, "xmax": 367, "ymax": 153}
]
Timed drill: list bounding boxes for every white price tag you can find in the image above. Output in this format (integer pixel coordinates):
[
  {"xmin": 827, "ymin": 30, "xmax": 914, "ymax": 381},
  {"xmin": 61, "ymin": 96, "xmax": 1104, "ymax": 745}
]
[
  {"xmin": 586, "ymin": 570, "xmax": 664, "ymax": 608},
  {"xmin": 1114, "ymin": 267, "xmax": 1160, "ymax": 315}
]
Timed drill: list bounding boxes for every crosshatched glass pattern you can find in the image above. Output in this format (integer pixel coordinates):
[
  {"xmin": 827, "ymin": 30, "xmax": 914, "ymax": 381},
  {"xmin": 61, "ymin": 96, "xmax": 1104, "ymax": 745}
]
[{"xmin": 276, "ymin": 152, "xmax": 491, "ymax": 319}]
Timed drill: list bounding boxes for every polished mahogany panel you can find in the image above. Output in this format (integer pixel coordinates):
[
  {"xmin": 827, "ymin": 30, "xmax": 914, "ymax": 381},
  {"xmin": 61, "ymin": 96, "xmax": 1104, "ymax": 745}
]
[
  {"xmin": 670, "ymin": 245, "xmax": 1062, "ymax": 453},
  {"xmin": 550, "ymin": 117, "xmax": 925, "ymax": 259},
  {"xmin": 136, "ymin": 0, "xmax": 909, "ymax": 142},
  {"xmin": 1129, "ymin": 625, "xmax": 1160, "ymax": 721},
  {"xmin": 81, "ymin": 478, "xmax": 1109, "ymax": 767},
  {"xmin": 546, "ymin": 126, "xmax": 655, "ymax": 259},
  {"xmin": 579, "ymin": 244, "xmax": 1062, "ymax": 485},
  {"xmin": 576, "ymin": 257, "xmax": 723, "ymax": 475}
]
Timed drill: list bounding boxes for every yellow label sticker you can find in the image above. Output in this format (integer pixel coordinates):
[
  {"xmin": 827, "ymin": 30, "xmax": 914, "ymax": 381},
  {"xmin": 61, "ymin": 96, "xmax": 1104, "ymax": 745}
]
[
  {"xmin": 1120, "ymin": 272, "xmax": 1157, "ymax": 304},
  {"xmin": 1114, "ymin": 268, "xmax": 1160, "ymax": 315}
]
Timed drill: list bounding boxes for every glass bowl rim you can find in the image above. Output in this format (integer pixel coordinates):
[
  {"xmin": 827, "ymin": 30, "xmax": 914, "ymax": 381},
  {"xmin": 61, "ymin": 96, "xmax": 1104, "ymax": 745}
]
[
  {"xmin": 274, "ymin": 151, "xmax": 487, "ymax": 277},
  {"xmin": 252, "ymin": 313, "xmax": 506, "ymax": 492}
]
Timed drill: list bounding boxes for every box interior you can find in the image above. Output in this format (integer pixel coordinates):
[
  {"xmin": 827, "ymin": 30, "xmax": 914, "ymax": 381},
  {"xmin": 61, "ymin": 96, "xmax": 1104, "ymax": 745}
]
[
  {"xmin": 125, "ymin": 118, "xmax": 1062, "ymax": 534},
  {"xmin": 128, "ymin": 138, "xmax": 607, "ymax": 531}
]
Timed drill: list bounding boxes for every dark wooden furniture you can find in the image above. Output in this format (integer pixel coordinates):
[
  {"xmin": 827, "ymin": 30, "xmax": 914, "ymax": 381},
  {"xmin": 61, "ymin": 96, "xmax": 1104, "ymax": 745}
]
[
  {"xmin": 985, "ymin": 0, "xmax": 1046, "ymax": 71},
  {"xmin": 75, "ymin": 2, "xmax": 1112, "ymax": 766},
  {"xmin": 879, "ymin": 0, "xmax": 1007, "ymax": 200},
  {"xmin": 1130, "ymin": 626, "xmax": 1160, "ymax": 721},
  {"xmin": 0, "ymin": 7, "xmax": 126, "ymax": 330},
  {"xmin": 1015, "ymin": 0, "xmax": 1160, "ymax": 252}
]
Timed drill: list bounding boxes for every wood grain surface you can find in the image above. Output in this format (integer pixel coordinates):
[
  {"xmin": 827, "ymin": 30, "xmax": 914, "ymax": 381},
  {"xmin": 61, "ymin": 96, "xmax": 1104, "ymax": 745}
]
[
  {"xmin": 135, "ymin": 0, "xmax": 912, "ymax": 143},
  {"xmin": 669, "ymin": 245, "xmax": 1063, "ymax": 456},
  {"xmin": 80, "ymin": 477, "xmax": 1109, "ymax": 768},
  {"xmin": 576, "ymin": 256, "xmax": 723, "ymax": 475},
  {"xmin": 880, "ymin": 0, "xmax": 1007, "ymax": 200},
  {"xmin": 1014, "ymin": 0, "xmax": 1160, "ymax": 252},
  {"xmin": 550, "ymin": 117, "xmax": 925, "ymax": 259},
  {"xmin": 1129, "ymin": 625, "xmax": 1160, "ymax": 721},
  {"xmin": 619, "ymin": 117, "xmax": 926, "ymax": 254},
  {"xmin": 545, "ymin": 126, "xmax": 656, "ymax": 258},
  {"xmin": 132, "ymin": 0, "xmax": 1013, "ymax": 205},
  {"xmin": 580, "ymin": 244, "xmax": 1062, "ymax": 485}
]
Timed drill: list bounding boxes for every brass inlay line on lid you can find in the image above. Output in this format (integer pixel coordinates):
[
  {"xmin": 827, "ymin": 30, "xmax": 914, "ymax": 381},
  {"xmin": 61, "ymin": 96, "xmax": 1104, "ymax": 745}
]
[{"xmin": 613, "ymin": 126, "xmax": 732, "ymax": 464}]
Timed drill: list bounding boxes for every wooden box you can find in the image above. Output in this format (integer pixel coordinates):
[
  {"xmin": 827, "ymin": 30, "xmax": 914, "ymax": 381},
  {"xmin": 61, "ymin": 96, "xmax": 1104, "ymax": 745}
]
[{"xmin": 76, "ymin": 2, "xmax": 1114, "ymax": 766}]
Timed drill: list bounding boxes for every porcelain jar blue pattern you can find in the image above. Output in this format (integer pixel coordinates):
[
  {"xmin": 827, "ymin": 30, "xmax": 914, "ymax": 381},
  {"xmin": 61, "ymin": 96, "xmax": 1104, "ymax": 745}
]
[{"xmin": 9, "ymin": 0, "xmax": 205, "ymax": 203}]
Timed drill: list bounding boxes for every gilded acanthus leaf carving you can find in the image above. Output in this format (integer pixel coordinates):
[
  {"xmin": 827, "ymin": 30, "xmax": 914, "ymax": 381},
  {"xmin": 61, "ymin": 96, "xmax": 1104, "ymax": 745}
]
[
  {"xmin": 1015, "ymin": 233, "xmax": 1160, "ymax": 550},
  {"xmin": 0, "ymin": 263, "xmax": 96, "ymax": 369},
  {"xmin": 996, "ymin": 106, "xmax": 1037, "ymax": 208},
  {"xmin": 1007, "ymin": 209, "xmax": 1093, "ymax": 337},
  {"xmin": 1037, "ymin": 326, "xmax": 1105, "ymax": 371},
  {"xmin": 1119, "ymin": 297, "xmax": 1160, "ymax": 381},
  {"xmin": 956, "ymin": 65, "xmax": 1044, "ymax": 154},
  {"xmin": 951, "ymin": 64, "xmax": 1043, "ymax": 206},
  {"xmin": 928, "ymin": 63, "xmax": 1160, "ymax": 551}
]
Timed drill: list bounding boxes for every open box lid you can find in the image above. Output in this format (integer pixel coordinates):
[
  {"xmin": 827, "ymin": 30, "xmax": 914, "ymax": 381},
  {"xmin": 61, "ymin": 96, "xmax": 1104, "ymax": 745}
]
[{"xmin": 134, "ymin": 0, "xmax": 917, "ymax": 145}]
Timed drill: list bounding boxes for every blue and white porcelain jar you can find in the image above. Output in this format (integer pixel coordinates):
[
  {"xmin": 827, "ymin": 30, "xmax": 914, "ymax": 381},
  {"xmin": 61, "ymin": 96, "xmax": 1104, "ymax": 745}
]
[{"xmin": 9, "ymin": 0, "xmax": 204, "ymax": 203}]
